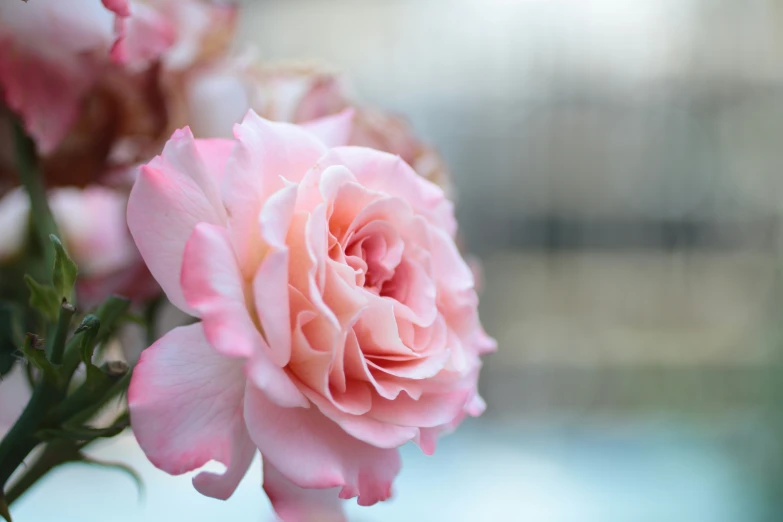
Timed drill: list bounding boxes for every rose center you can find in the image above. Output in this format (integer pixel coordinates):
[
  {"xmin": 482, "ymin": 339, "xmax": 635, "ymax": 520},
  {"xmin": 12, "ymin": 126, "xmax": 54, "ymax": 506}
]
[{"xmin": 341, "ymin": 220, "xmax": 404, "ymax": 296}]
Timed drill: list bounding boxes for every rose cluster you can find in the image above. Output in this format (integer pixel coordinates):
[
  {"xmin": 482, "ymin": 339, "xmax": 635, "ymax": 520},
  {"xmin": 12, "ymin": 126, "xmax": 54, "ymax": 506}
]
[{"xmin": 0, "ymin": 1, "xmax": 494, "ymax": 520}]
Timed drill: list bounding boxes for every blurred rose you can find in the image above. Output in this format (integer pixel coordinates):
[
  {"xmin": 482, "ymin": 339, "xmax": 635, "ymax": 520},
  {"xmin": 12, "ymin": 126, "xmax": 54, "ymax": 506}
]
[
  {"xmin": 126, "ymin": 112, "xmax": 494, "ymax": 520},
  {"xmin": 0, "ymin": 186, "xmax": 156, "ymax": 307},
  {"xmin": 185, "ymin": 63, "xmax": 454, "ymax": 194},
  {"xmin": 0, "ymin": 0, "xmax": 237, "ymax": 190},
  {"xmin": 0, "ymin": 0, "xmax": 131, "ymax": 154}
]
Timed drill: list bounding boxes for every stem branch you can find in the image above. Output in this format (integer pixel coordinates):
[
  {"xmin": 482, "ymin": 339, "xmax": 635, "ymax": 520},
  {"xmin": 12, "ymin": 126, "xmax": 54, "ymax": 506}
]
[{"xmin": 11, "ymin": 120, "xmax": 59, "ymax": 278}]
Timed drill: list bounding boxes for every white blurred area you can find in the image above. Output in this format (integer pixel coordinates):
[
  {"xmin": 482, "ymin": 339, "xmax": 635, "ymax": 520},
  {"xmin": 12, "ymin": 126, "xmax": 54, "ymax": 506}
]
[{"xmin": 11, "ymin": 0, "xmax": 783, "ymax": 520}]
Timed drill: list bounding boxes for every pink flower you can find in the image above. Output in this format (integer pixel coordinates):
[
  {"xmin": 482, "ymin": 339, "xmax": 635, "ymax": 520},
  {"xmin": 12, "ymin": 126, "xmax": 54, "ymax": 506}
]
[
  {"xmin": 0, "ymin": 0, "xmax": 149, "ymax": 154},
  {"xmin": 126, "ymin": 112, "xmax": 495, "ymax": 519},
  {"xmin": 0, "ymin": 186, "xmax": 155, "ymax": 307},
  {"xmin": 0, "ymin": 0, "xmax": 237, "ymax": 189}
]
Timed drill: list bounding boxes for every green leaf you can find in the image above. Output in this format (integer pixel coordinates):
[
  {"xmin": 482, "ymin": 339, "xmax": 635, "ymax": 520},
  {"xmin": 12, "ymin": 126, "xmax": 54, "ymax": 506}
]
[
  {"xmin": 75, "ymin": 315, "xmax": 100, "ymax": 365},
  {"xmin": 94, "ymin": 296, "xmax": 130, "ymax": 340},
  {"xmin": 24, "ymin": 275, "xmax": 59, "ymax": 321},
  {"xmin": 50, "ymin": 235, "xmax": 77, "ymax": 302},
  {"xmin": 19, "ymin": 334, "xmax": 57, "ymax": 384}
]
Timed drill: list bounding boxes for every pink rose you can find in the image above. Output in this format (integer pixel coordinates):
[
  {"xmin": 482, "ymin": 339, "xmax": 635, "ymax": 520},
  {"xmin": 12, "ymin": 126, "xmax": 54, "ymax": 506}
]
[
  {"xmin": 0, "ymin": 186, "xmax": 155, "ymax": 307},
  {"xmin": 126, "ymin": 112, "xmax": 494, "ymax": 519},
  {"xmin": 0, "ymin": 0, "xmax": 167, "ymax": 154},
  {"xmin": 0, "ymin": 0, "xmax": 237, "ymax": 190}
]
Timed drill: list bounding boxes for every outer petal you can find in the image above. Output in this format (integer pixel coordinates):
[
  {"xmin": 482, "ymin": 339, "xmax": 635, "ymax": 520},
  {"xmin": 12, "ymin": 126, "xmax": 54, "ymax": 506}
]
[
  {"xmin": 224, "ymin": 110, "xmax": 327, "ymax": 276},
  {"xmin": 181, "ymin": 222, "xmax": 307, "ymax": 408},
  {"xmin": 127, "ymin": 128, "xmax": 226, "ymax": 314},
  {"xmin": 300, "ymin": 109, "xmax": 355, "ymax": 148},
  {"xmin": 180, "ymin": 222, "xmax": 257, "ymax": 358},
  {"xmin": 244, "ymin": 385, "xmax": 400, "ymax": 506},
  {"xmin": 128, "ymin": 323, "xmax": 255, "ymax": 500},
  {"xmin": 263, "ymin": 461, "xmax": 346, "ymax": 522},
  {"xmin": 193, "ymin": 138, "xmax": 235, "ymax": 181}
]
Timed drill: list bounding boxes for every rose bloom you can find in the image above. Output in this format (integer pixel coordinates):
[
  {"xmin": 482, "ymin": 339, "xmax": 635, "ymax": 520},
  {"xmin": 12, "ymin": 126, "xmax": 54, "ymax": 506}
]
[
  {"xmin": 126, "ymin": 111, "xmax": 494, "ymax": 520},
  {"xmin": 185, "ymin": 63, "xmax": 454, "ymax": 195},
  {"xmin": 0, "ymin": 186, "xmax": 155, "ymax": 307},
  {"xmin": 0, "ymin": 0, "xmax": 174, "ymax": 155},
  {"xmin": 0, "ymin": 0, "xmax": 236, "ymax": 190}
]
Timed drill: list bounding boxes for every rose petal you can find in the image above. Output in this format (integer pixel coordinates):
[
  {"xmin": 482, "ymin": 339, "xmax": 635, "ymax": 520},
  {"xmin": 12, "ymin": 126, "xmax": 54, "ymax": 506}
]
[
  {"xmin": 252, "ymin": 183, "xmax": 298, "ymax": 366},
  {"xmin": 316, "ymin": 146, "xmax": 457, "ymax": 237},
  {"xmin": 305, "ymin": 389, "xmax": 419, "ymax": 449},
  {"xmin": 224, "ymin": 110, "xmax": 327, "ymax": 276},
  {"xmin": 244, "ymin": 385, "xmax": 400, "ymax": 506},
  {"xmin": 181, "ymin": 222, "xmax": 307, "ymax": 408},
  {"xmin": 127, "ymin": 128, "xmax": 227, "ymax": 314},
  {"xmin": 300, "ymin": 108, "xmax": 355, "ymax": 148},
  {"xmin": 181, "ymin": 222, "xmax": 257, "ymax": 358},
  {"xmin": 128, "ymin": 323, "xmax": 255, "ymax": 500},
  {"xmin": 263, "ymin": 461, "xmax": 346, "ymax": 522},
  {"xmin": 368, "ymin": 388, "xmax": 472, "ymax": 429}
]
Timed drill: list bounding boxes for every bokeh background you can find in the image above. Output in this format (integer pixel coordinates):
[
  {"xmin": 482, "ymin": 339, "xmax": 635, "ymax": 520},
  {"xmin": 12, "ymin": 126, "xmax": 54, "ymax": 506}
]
[{"xmin": 14, "ymin": 0, "xmax": 783, "ymax": 520}]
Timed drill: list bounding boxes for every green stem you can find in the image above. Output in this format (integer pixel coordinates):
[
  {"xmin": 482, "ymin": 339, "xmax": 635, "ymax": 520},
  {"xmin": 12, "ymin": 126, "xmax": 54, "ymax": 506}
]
[
  {"xmin": 12, "ymin": 120, "xmax": 59, "ymax": 280},
  {"xmin": 46, "ymin": 302, "xmax": 74, "ymax": 366},
  {"xmin": 0, "ymin": 380, "xmax": 55, "ymax": 490}
]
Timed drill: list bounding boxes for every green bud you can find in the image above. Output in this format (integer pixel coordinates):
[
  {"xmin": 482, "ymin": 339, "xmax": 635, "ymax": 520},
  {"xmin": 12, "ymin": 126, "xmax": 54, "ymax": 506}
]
[{"xmin": 50, "ymin": 235, "xmax": 78, "ymax": 303}]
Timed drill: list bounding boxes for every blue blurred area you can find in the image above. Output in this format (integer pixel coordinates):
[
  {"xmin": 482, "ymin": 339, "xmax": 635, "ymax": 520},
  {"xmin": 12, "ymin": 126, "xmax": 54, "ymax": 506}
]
[{"xmin": 12, "ymin": 418, "xmax": 771, "ymax": 521}]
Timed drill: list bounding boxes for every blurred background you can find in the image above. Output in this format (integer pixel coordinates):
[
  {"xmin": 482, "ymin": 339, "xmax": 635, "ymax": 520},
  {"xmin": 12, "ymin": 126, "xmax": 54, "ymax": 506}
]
[{"xmin": 15, "ymin": 0, "xmax": 783, "ymax": 520}]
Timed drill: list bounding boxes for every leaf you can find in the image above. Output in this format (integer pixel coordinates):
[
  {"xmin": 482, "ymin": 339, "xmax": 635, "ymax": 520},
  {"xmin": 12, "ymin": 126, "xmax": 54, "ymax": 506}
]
[
  {"xmin": 94, "ymin": 296, "xmax": 131, "ymax": 341},
  {"xmin": 75, "ymin": 315, "xmax": 100, "ymax": 365},
  {"xmin": 78, "ymin": 455, "xmax": 144, "ymax": 500},
  {"xmin": 24, "ymin": 275, "xmax": 59, "ymax": 321},
  {"xmin": 19, "ymin": 334, "xmax": 57, "ymax": 384},
  {"xmin": 50, "ymin": 235, "xmax": 77, "ymax": 302}
]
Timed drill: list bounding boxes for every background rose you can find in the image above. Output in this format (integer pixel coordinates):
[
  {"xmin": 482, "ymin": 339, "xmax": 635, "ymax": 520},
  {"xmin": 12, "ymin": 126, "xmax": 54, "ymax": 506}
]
[
  {"xmin": 0, "ymin": 0, "xmax": 132, "ymax": 155},
  {"xmin": 185, "ymin": 62, "xmax": 454, "ymax": 194},
  {"xmin": 0, "ymin": 186, "xmax": 155, "ymax": 307},
  {"xmin": 126, "ymin": 112, "xmax": 494, "ymax": 520},
  {"xmin": 0, "ymin": 0, "xmax": 236, "ymax": 192}
]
